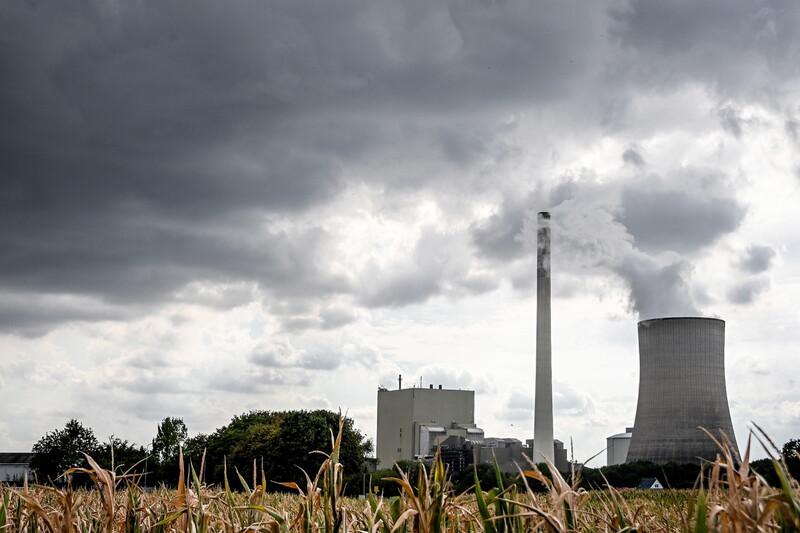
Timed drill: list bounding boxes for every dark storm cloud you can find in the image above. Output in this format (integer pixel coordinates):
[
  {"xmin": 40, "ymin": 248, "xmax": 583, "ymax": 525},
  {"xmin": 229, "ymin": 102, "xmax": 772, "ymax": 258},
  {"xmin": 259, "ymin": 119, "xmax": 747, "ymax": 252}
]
[
  {"xmin": 546, "ymin": 170, "xmax": 747, "ymax": 319},
  {"xmin": 610, "ymin": 0, "xmax": 800, "ymax": 101},
  {"xmin": 0, "ymin": 291, "xmax": 132, "ymax": 337},
  {"xmin": 726, "ymin": 244, "xmax": 776, "ymax": 304},
  {"xmin": 787, "ymin": 120, "xmax": 800, "ymax": 143},
  {"xmin": 738, "ymin": 244, "xmax": 777, "ymax": 274},
  {"xmin": 475, "ymin": 167, "xmax": 745, "ymax": 319},
  {"xmin": 470, "ymin": 187, "xmax": 568, "ymax": 262},
  {"xmin": 622, "ymin": 147, "xmax": 646, "ymax": 167},
  {"xmin": 0, "ymin": 0, "xmax": 783, "ymax": 336},
  {"xmin": 718, "ymin": 106, "xmax": 744, "ymax": 138},
  {"xmin": 618, "ymin": 170, "xmax": 746, "ymax": 254},
  {"xmin": 0, "ymin": 209, "xmax": 350, "ymax": 333},
  {"xmin": 470, "ymin": 198, "xmax": 528, "ymax": 261},
  {"xmin": 0, "ymin": 0, "xmax": 613, "ymax": 333}
]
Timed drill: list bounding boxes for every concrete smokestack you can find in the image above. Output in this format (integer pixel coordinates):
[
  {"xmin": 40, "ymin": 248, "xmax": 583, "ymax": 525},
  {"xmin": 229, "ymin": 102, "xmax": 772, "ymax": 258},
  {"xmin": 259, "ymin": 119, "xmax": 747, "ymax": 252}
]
[
  {"xmin": 626, "ymin": 317, "xmax": 738, "ymax": 464},
  {"xmin": 534, "ymin": 211, "xmax": 554, "ymax": 465}
]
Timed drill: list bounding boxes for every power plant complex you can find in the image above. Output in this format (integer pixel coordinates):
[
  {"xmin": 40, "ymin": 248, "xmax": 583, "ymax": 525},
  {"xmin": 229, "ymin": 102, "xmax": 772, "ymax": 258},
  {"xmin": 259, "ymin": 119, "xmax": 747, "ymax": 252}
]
[{"xmin": 376, "ymin": 211, "xmax": 739, "ymax": 471}]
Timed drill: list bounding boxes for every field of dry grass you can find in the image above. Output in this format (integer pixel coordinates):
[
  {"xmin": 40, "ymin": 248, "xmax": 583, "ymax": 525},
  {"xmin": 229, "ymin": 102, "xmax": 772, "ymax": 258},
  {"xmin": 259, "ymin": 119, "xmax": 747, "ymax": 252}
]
[{"xmin": 2, "ymin": 424, "xmax": 798, "ymax": 533}]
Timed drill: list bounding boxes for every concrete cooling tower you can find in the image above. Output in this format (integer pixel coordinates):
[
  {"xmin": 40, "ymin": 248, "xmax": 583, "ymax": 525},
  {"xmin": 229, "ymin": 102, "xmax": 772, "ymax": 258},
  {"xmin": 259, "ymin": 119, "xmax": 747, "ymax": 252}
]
[{"xmin": 626, "ymin": 317, "xmax": 738, "ymax": 465}]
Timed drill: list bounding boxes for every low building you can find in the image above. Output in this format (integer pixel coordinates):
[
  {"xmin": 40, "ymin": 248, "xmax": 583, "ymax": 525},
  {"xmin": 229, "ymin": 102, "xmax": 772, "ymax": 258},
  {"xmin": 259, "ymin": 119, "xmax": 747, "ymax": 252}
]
[
  {"xmin": 431, "ymin": 436, "xmax": 569, "ymax": 475},
  {"xmin": 525, "ymin": 438, "xmax": 569, "ymax": 473},
  {"xmin": 637, "ymin": 477, "xmax": 664, "ymax": 490},
  {"xmin": 0, "ymin": 452, "xmax": 34, "ymax": 483}
]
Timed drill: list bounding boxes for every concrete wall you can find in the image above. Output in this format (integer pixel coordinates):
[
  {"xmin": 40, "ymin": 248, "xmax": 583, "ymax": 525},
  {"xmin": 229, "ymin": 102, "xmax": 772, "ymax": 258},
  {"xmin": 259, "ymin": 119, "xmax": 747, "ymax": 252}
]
[
  {"xmin": 626, "ymin": 317, "xmax": 738, "ymax": 464},
  {"xmin": 376, "ymin": 387, "xmax": 475, "ymax": 468}
]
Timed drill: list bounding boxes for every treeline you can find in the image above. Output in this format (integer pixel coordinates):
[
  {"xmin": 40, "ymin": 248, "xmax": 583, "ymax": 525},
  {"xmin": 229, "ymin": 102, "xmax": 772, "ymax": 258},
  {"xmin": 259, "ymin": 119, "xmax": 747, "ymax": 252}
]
[{"xmin": 28, "ymin": 409, "xmax": 372, "ymax": 495}]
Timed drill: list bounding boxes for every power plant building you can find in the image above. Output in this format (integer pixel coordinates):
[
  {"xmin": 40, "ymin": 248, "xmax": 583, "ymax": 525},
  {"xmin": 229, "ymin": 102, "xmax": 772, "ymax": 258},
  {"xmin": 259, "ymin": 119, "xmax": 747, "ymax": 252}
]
[
  {"xmin": 376, "ymin": 384, "xmax": 482, "ymax": 469},
  {"xmin": 626, "ymin": 317, "xmax": 738, "ymax": 464}
]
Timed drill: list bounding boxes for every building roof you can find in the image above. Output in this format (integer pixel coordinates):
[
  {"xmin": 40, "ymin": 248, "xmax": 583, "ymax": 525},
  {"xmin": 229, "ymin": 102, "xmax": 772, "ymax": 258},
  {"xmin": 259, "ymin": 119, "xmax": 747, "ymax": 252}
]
[
  {"xmin": 0, "ymin": 452, "xmax": 35, "ymax": 464},
  {"xmin": 608, "ymin": 432, "xmax": 632, "ymax": 439},
  {"xmin": 637, "ymin": 477, "xmax": 662, "ymax": 489}
]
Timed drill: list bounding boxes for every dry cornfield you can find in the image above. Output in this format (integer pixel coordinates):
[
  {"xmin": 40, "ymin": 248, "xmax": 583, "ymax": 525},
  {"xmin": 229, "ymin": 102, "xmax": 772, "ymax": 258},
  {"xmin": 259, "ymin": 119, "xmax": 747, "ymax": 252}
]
[{"xmin": 1, "ymin": 423, "xmax": 798, "ymax": 533}]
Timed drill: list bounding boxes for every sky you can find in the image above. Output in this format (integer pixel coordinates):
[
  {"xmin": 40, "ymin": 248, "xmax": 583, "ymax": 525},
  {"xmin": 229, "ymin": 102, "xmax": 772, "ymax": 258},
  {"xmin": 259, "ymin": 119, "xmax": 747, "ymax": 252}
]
[{"xmin": 1, "ymin": 0, "xmax": 799, "ymax": 466}]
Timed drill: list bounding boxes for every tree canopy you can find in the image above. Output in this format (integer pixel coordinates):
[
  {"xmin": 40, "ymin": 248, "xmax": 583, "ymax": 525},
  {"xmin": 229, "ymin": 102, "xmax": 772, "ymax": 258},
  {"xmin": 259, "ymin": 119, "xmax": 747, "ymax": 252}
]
[
  {"xmin": 152, "ymin": 417, "xmax": 188, "ymax": 464},
  {"xmin": 187, "ymin": 409, "xmax": 372, "ymax": 495},
  {"xmin": 30, "ymin": 419, "xmax": 100, "ymax": 484}
]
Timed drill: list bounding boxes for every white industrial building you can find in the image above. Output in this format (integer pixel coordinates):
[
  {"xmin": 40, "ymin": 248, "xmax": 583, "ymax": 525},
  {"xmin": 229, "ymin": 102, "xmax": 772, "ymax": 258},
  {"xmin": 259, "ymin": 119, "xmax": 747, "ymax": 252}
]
[
  {"xmin": 376, "ymin": 381, "xmax": 570, "ymax": 473},
  {"xmin": 376, "ymin": 383, "xmax": 482, "ymax": 469}
]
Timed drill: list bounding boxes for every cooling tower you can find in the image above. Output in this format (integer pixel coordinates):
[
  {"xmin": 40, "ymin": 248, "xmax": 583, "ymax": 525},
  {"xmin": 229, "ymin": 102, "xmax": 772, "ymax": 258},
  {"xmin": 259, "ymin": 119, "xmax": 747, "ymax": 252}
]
[
  {"xmin": 533, "ymin": 212, "xmax": 554, "ymax": 464},
  {"xmin": 626, "ymin": 317, "xmax": 738, "ymax": 464}
]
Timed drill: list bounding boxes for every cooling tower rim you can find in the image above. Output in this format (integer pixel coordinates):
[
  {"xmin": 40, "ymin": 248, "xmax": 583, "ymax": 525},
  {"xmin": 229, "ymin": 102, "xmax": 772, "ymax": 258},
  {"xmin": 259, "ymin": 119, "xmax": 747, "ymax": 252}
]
[{"xmin": 638, "ymin": 316, "xmax": 725, "ymax": 327}]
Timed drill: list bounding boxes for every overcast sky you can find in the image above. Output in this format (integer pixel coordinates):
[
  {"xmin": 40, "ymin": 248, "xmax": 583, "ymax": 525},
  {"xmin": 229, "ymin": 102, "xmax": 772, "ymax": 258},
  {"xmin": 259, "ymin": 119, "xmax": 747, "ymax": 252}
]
[{"xmin": 2, "ymin": 0, "xmax": 799, "ymax": 465}]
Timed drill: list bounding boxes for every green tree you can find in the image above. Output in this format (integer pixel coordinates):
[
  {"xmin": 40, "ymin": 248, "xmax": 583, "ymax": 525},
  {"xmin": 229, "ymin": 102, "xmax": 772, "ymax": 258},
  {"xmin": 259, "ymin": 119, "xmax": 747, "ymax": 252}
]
[
  {"xmin": 203, "ymin": 410, "xmax": 283, "ymax": 484},
  {"xmin": 183, "ymin": 432, "xmax": 210, "ymax": 482},
  {"xmin": 200, "ymin": 409, "xmax": 372, "ymax": 494},
  {"xmin": 95, "ymin": 436, "xmax": 148, "ymax": 478},
  {"xmin": 782, "ymin": 438, "xmax": 800, "ymax": 480},
  {"xmin": 151, "ymin": 417, "xmax": 188, "ymax": 485},
  {"xmin": 261, "ymin": 410, "xmax": 372, "ymax": 494},
  {"xmin": 152, "ymin": 417, "xmax": 188, "ymax": 463},
  {"xmin": 750, "ymin": 457, "xmax": 781, "ymax": 487},
  {"xmin": 30, "ymin": 419, "xmax": 100, "ymax": 485}
]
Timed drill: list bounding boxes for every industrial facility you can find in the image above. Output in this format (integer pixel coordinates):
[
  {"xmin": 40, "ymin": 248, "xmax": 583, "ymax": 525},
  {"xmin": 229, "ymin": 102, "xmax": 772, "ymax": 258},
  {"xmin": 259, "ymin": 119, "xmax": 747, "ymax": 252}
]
[
  {"xmin": 377, "ymin": 210, "xmax": 740, "ymax": 471},
  {"xmin": 375, "ymin": 380, "xmax": 568, "ymax": 473},
  {"xmin": 376, "ymin": 211, "xmax": 569, "ymax": 474},
  {"xmin": 375, "ymin": 382, "xmax": 482, "ymax": 469}
]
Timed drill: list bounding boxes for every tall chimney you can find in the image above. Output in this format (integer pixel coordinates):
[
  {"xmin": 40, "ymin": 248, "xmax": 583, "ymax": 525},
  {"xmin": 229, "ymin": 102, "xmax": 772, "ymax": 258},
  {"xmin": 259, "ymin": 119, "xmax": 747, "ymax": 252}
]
[{"xmin": 533, "ymin": 212, "xmax": 554, "ymax": 464}]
